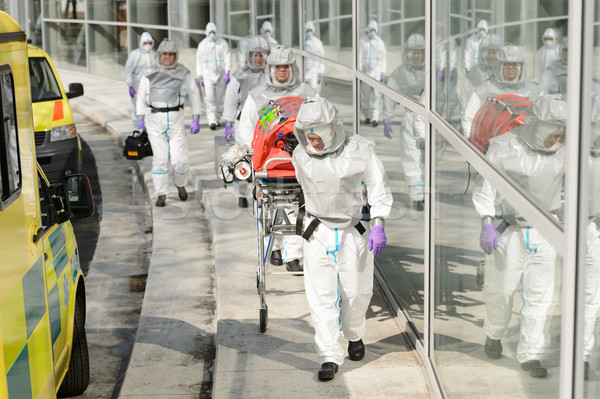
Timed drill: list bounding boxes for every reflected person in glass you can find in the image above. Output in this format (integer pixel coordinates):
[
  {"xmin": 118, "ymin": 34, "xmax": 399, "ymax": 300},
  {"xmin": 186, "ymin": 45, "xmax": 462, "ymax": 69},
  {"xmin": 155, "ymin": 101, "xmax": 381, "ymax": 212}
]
[
  {"xmin": 535, "ymin": 28, "xmax": 561, "ymax": 82},
  {"xmin": 358, "ymin": 20, "xmax": 386, "ymax": 127},
  {"xmin": 473, "ymin": 94, "xmax": 567, "ymax": 378},
  {"xmin": 303, "ymin": 21, "xmax": 325, "ymax": 91},
  {"xmin": 196, "ymin": 22, "xmax": 232, "ymax": 130},
  {"xmin": 540, "ymin": 36, "xmax": 568, "ymax": 100},
  {"xmin": 462, "ymin": 43, "xmax": 541, "ymax": 138},
  {"xmin": 382, "ymin": 33, "xmax": 426, "ymax": 211},
  {"xmin": 260, "ymin": 21, "xmax": 278, "ymax": 47},
  {"xmin": 463, "ymin": 19, "xmax": 488, "ymax": 74},
  {"xmin": 459, "ymin": 34, "xmax": 502, "ymax": 114},
  {"xmin": 123, "ymin": 32, "xmax": 157, "ymax": 125},
  {"xmin": 222, "ymin": 36, "xmax": 270, "ymax": 208}
]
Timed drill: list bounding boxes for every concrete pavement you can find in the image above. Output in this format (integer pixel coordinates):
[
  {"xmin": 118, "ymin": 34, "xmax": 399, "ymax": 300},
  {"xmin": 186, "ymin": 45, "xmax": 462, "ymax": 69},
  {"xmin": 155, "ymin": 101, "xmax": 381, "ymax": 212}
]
[{"xmin": 59, "ymin": 69, "xmax": 434, "ymax": 398}]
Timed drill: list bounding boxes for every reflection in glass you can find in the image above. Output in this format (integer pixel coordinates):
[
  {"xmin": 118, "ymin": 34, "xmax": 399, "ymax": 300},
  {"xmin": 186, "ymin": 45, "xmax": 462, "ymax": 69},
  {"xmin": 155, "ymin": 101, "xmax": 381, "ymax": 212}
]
[
  {"xmin": 358, "ymin": 20, "xmax": 386, "ymax": 126},
  {"xmin": 130, "ymin": 0, "xmax": 167, "ymax": 25},
  {"xmin": 303, "ymin": 21, "xmax": 324, "ymax": 92},
  {"xmin": 435, "ymin": 129, "xmax": 562, "ymax": 397},
  {"xmin": 89, "ymin": 24, "xmax": 127, "ymax": 80},
  {"xmin": 88, "ymin": 0, "xmax": 123, "ymax": 22},
  {"xmin": 44, "ymin": 0, "xmax": 85, "ymax": 19},
  {"xmin": 44, "ymin": 22, "xmax": 86, "ymax": 72}
]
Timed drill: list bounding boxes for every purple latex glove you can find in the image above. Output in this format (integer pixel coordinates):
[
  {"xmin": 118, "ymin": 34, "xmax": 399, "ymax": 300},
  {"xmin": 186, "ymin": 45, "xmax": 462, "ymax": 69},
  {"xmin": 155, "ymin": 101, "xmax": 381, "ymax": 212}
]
[
  {"xmin": 384, "ymin": 122, "xmax": 393, "ymax": 139},
  {"xmin": 190, "ymin": 118, "xmax": 200, "ymax": 134},
  {"xmin": 480, "ymin": 224, "xmax": 498, "ymax": 255},
  {"xmin": 317, "ymin": 74, "xmax": 322, "ymax": 84},
  {"xmin": 368, "ymin": 225, "xmax": 387, "ymax": 256},
  {"xmin": 437, "ymin": 69, "xmax": 445, "ymax": 81},
  {"xmin": 138, "ymin": 118, "xmax": 146, "ymax": 132},
  {"xmin": 199, "ymin": 77, "xmax": 204, "ymax": 86},
  {"xmin": 449, "ymin": 69, "xmax": 455, "ymax": 80},
  {"xmin": 224, "ymin": 125, "xmax": 233, "ymax": 139},
  {"xmin": 379, "ymin": 73, "xmax": 384, "ymax": 82},
  {"xmin": 223, "ymin": 72, "xmax": 230, "ymax": 84},
  {"xmin": 129, "ymin": 85, "xmax": 136, "ymax": 98}
]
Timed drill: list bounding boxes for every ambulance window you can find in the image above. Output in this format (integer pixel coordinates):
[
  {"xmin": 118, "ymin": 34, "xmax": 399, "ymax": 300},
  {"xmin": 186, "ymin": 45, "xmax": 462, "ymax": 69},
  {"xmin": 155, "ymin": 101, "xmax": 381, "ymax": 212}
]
[
  {"xmin": 0, "ymin": 66, "xmax": 21, "ymax": 211},
  {"xmin": 37, "ymin": 171, "xmax": 51, "ymax": 228},
  {"xmin": 28, "ymin": 57, "xmax": 62, "ymax": 102}
]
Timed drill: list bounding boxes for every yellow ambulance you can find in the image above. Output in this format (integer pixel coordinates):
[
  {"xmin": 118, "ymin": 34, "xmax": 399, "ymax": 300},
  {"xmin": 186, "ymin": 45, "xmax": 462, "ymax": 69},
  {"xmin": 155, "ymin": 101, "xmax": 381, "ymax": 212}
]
[{"xmin": 0, "ymin": 11, "xmax": 94, "ymax": 399}]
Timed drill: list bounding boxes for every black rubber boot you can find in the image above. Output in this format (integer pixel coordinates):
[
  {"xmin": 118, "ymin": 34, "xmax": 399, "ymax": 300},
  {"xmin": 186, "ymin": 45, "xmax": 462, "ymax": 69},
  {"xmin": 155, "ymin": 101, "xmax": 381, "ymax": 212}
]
[
  {"xmin": 521, "ymin": 360, "xmax": 547, "ymax": 378},
  {"xmin": 177, "ymin": 186, "xmax": 188, "ymax": 201},
  {"xmin": 484, "ymin": 337, "xmax": 502, "ymax": 359},
  {"xmin": 317, "ymin": 362, "xmax": 338, "ymax": 381},
  {"xmin": 156, "ymin": 195, "xmax": 166, "ymax": 207},
  {"xmin": 286, "ymin": 259, "xmax": 303, "ymax": 275},
  {"xmin": 270, "ymin": 250, "xmax": 283, "ymax": 266},
  {"xmin": 348, "ymin": 339, "xmax": 365, "ymax": 361},
  {"xmin": 238, "ymin": 198, "xmax": 248, "ymax": 208}
]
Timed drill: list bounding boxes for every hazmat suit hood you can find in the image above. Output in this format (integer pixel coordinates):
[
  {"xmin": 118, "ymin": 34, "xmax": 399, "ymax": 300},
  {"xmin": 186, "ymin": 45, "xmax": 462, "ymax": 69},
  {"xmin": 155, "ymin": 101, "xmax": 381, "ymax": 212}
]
[
  {"xmin": 494, "ymin": 43, "xmax": 526, "ymax": 86},
  {"xmin": 542, "ymin": 28, "xmax": 558, "ymax": 47},
  {"xmin": 261, "ymin": 21, "xmax": 273, "ymax": 35},
  {"xmin": 246, "ymin": 36, "xmax": 269, "ymax": 71},
  {"xmin": 265, "ymin": 46, "xmax": 300, "ymax": 89},
  {"xmin": 404, "ymin": 33, "xmax": 425, "ymax": 69},
  {"xmin": 205, "ymin": 22, "xmax": 217, "ymax": 40},
  {"xmin": 521, "ymin": 94, "xmax": 567, "ymax": 154},
  {"xmin": 478, "ymin": 34, "xmax": 502, "ymax": 68},
  {"xmin": 139, "ymin": 32, "xmax": 154, "ymax": 52},
  {"xmin": 157, "ymin": 38, "xmax": 178, "ymax": 68},
  {"xmin": 305, "ymin": 20, "xmax": 315, "ymax": 34},
  {"xmin": 294, "ymin": 96, "xmax": 346, "ymax": 156},
  {"xmin": 477, "ymin": 19, "xmax": 488, "ymax": 36},
  {"xmin": 368, "ymin": 20, "xmax": 379, "ymax": 34}
]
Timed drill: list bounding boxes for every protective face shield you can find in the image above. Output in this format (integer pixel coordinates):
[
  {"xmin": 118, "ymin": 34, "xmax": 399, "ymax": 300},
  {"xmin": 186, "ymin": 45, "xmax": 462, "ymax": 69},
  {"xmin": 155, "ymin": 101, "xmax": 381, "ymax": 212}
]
[
  {"xmin": 478, "ymin": 34, "xmax": 502, "ymax": 67},
  {"xmin": 521, "ymin": 94, "xmax": 567, "ymax": 154},
  {"xmin": 294, "ymin": 96, "xmax": 346, "ymax": 156},
  {"xmin": 139, "ymin": 32, "xmax": 154, "ymax": 52},
  {"xmin": 542, "ymin": 28, "xmax": 557, "ymax": 47},
  {"xmin": 246, "ymin": 36, "xmax": 269, "ymax": 70},
  {"xmin": 265, "ymin": 46, "xmax": 299, "ymax": 88},
  {"xmin": 494, "ymin": 43, "xmax": 526, "ymax": 85},
  {"xmin": 477, "ymin": 19, "xmax": 489, "ymax": 38},
  {"xmin": 403, "ymin": 34, "xmax": 425, "ymax": 68},
  {"xmin": 157, "ymin": 38, "xmax": 178, "ymax": 68},
  {"xmin": 560, "ymin": 36, "xmax": 568, "ymax": 64}
]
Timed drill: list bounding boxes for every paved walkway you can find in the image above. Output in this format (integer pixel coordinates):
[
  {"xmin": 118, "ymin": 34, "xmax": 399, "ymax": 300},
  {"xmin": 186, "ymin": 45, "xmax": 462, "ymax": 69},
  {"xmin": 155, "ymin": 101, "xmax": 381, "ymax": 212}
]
[{"xmin": 59, "ymin": 69, "xmax": 434, "ymax": 398}]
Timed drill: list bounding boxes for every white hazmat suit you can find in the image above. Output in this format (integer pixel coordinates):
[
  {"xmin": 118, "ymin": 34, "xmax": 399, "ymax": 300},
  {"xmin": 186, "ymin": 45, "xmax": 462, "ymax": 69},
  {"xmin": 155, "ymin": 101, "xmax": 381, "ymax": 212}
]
[
  {"xmin": 304, "ymin": 21, "xmax": 325, "ymax": 90},
  {"xmin": 123, "ymin": 32, "xmax": 157, "ymax": 123},
  {"xmin": 382, "ymin": 33, "xmax": 426, "ymax": 205},
  {"xmin": 196, "ymin": 22, "xmax": 232, "ymax": 127},
  {"xmin": 472, "ymin": 94, "xmax": 567, "ymax": 376},
  {"xmin": 238, "ymin": 46, "xmax": 316, "ymax": 266},
  {"xmin": 223, "ymin": 36, "xmax": 269, "ymax": 203},
  {"xmin": 462, "ymin": 43, "xmax": 541, "ymax": 138},
  {"xmin": 540, "ymin": 36, "xmax": 568, "ymax": 99},
  {"xmin": 291, "ymin": 96, "xmax": 393, "ymax": 368},
  {"xmin": 463, "ymin": 19, "xmax": 488, "ymax": 72},
  {"xmin": 137, "ymin": 39, "xmax": 202, "ymax": 200},
  {"xmin": 535, "ymin": 28, "xmax": 561, "ymax": 81},
  {"xmin": 260, "ymin": 21, "xmax": 278, "ymax": 47},
  {"xmin": 358, "ymin": 20, "xmax": 386, "ymax": 125}
]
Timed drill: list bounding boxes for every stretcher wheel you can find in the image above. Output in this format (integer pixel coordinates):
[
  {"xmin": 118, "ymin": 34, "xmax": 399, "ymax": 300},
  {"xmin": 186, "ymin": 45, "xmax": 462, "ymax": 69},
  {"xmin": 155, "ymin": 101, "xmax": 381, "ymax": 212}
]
[{"xmin": 260, "ymin": 307, "xmax": 268, "ymax": 333}]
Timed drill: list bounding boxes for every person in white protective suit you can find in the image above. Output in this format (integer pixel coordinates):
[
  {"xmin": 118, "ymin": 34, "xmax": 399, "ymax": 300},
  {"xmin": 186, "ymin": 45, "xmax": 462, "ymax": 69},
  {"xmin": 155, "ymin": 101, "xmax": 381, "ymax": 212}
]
[
  {"xmin": 136, "ymin": 38, "xmax": 202, "ymax": 208},
  {"xmin": 462, "ymin": 42, "xmax": 541, "ymax": 138},
  {"xmin": 463, "ymin": 19, "xmax": 489, "ymax": 73},
  {"xmin": 358, "ymin": 20, "xmax": 386, "ymax": 127},
  {"xmin": 196, "ymin": 22, "xmax": 232, "ymax": 130},
  {"xmin": 540, "ymin": 36, "xmax": 568, "ymax": 99},
  {"xmin": 459, "ymin": 33, "xmax": 502, "ymax": 113},
  {"xmin": 238, "ymin": 45, "xmax": 316, "ymax": 272},
  {"xmin": 473, "ymin": 94, "xmax": 567, "ymax": 378},
  {"xmin": 260, "ymin": 21, "xmax": 278, "ymax": 47},
  {"xmin": 435, "ymin": 32, "xmax": 460, "ymax": 122},
  {"xmin": 222, "ymin": 36, "xmax": 269, "ymax": 208},
  {"xmin": 535, "ymin": 28, "xmax": 561, "ymax": 81},
  {"xmin": 123, "ymin": 32, "xmax": 157, "ymax": 124},
  {"xmin": 382, "ymin": 33, "xmax": 426, "ymax": 210},
  {"xmin": 291, "ymin": 96, "xmax": 392, "ymax": 381},
  {"xmin": 303, "ymin": 21, "xmax": 325, "ymax": 91}
]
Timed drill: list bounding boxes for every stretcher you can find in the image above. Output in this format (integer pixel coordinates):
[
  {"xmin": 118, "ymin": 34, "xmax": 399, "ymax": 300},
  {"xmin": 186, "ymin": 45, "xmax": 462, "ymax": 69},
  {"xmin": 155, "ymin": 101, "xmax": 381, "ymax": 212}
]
[{"xmin": 217, "ymin": 96, "xmax": 306, "ymax": 332}]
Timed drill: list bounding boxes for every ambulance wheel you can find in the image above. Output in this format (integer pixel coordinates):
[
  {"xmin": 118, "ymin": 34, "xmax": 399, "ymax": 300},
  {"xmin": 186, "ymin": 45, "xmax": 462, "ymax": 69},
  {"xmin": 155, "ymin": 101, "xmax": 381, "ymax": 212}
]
[
  {"xmin": 260, "ymin": 307, "xmax": 268, "ymax": 333},
  {"xmin": 58, "ymin": 294, "xmax": 90, "ymax": 397}
]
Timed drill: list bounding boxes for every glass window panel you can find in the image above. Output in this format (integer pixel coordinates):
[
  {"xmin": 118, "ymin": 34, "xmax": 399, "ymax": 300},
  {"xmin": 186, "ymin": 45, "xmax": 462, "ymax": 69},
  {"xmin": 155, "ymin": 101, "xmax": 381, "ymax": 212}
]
[
  {"xmin": 0, "ymin": 71, "xmax": 20, "ymax": 202},
  {"xmin": 171, "ymin": 1, "xmax": 209, "ymax": 31},
  {"xmin": 171, "ymin": 31, "xmax": 203, "ymax": 76},
  {"xmin": 130, "ymin": 0, "xmax": 167, "ymax": 25},
  {"xmin": 87, "ymin": 0, "xmax": 122, "ymax": 22},
  {"xmin": 434, "ymin": 130, "xmax": 563, "ymax": 397},
  {"xmin": 28, "ymin": 0, "xmax": 43, "ymax": 46},
  {"xmin": 373, "ymin": 89, "xmax": 426, "ymax": 339},
  {"xmin": 43, "ymin": 22, "xmax": 86, "ymax": 72},
  {"xmin": 44, "ymin": 0, "xmax": 85, "ymax": 19},
  {"xmin": 304, "ymin": 1, "xmax": 352, "ymax": 64},
  {"xmin": 89, "ymin": 24, "xmax": 127, "ymax": 80},
  {"xmin": 584, "ymin": 3, "xmax": 600, "ymax": 395}
]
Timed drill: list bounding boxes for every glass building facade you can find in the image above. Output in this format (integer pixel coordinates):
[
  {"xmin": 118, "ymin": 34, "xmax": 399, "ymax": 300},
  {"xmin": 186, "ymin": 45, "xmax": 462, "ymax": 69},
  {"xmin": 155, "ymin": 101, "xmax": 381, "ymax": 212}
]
[{"xmin": 9, "ymin": 0, "xmax": 600, "ymax": 397}]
